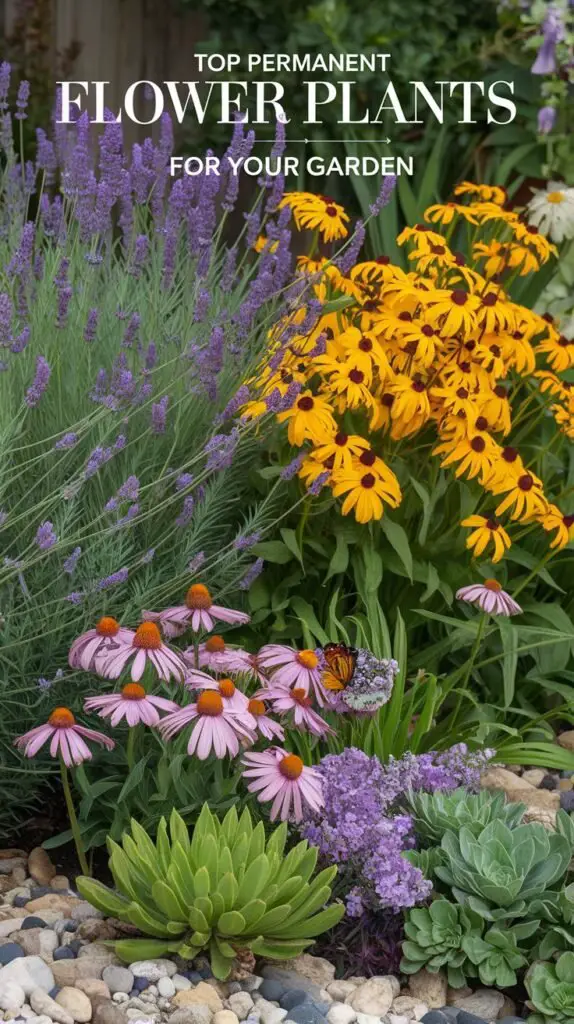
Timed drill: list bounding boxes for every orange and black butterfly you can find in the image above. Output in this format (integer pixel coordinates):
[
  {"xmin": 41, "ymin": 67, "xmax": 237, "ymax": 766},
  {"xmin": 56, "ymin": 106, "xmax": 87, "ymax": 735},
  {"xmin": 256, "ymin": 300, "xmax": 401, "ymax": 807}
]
[{"xmin": 322, "ymin": 642, "xmax": 358, "ymax": 692}]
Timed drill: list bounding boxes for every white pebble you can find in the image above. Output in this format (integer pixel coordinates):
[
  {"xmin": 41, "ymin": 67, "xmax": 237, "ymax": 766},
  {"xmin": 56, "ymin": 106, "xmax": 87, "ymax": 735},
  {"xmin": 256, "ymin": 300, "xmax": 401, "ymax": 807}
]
[
  {"xmin": 388, "ymin": 1016, "xmax": 410, "ymax": 1024},
  {"xmin": 172, "ymin": 975, "xmax": 192, "ymax": 992},
  {"xmin": 327, "ymin": 1004, "xmax": 357, "ymax": 1024},
  {"xmin": 113, "ymin": 993, "xmax": 129, "ymax": 1004},
  {"xmin": 157, "ymin": 977, "xmax": 176, "ymax": 998},
  {"xmin": 0, "ymin": 981, "xmax": 26, "ymax": 1012}
]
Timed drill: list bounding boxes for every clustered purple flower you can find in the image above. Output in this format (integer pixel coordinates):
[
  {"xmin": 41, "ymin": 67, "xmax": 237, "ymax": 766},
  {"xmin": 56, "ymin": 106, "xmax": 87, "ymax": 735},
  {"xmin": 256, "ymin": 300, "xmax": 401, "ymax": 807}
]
[
  {"xmin": 301, "ymin": 745, "xmax": 494, "ymax": 916},
  {"xmin": 35, "ymin": 520, "xmax": 57, "ymax": 551}
]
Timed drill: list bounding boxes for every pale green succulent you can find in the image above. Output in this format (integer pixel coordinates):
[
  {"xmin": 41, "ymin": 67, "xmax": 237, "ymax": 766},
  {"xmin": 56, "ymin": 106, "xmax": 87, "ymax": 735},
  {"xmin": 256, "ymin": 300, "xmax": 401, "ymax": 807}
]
[
  {"xmin": 462, "ymin": 921, "xmax": 537, "ymax": 988},
  {"xmin": 435, "ymin": 818, "xmax": 572, "ymax": 922},
  {"xmin": 76, "ymin": 804, "xmax": 344, "ymax": 979},
  {"xmin": 406, "ymin": 787, "xmax": 525, "ymax": 845},
  {"xmin": 526, "ymin": 951, "xmax": 574, "ymax": 1024},
  {"xmin": 532, "ymin": 883, "xmax": 574, "ymax": 960},
  {"xmin": 401, "ymin": 900, "xmax": 482, "ymax": 988}
]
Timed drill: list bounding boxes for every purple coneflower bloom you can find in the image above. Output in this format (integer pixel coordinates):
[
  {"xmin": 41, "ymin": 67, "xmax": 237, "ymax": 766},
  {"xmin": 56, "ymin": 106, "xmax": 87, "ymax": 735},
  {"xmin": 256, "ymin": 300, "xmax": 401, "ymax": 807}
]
[
  {"xmin": 84, "ymin": 684, "xmax": 179, "ymax": 727},
  {"xmin": 456, "ymin": 579, "xmax": 522, "ymax": 616},
  {"xmin": 14, "ymin": 708, "xmax": 114, "ymax": 766}
]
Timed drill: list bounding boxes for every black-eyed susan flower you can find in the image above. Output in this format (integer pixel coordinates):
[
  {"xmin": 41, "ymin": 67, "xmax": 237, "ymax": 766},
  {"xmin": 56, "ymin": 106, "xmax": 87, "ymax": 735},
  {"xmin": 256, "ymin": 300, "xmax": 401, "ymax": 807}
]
[
  {"xmin": 473, "ymin": 240, "xmax": 510, "ymax": 278},
  {"xmin": 536, "ymin": 332, "xmax": 574, "ymax": 373},
  {"xmin": 280, "ymin": 192, "xmax": 350, "ymax": 242},
  {"xmin": 461, "ymin": 514, "xmax": 511, "ymax": 562},
  {"xmin": 493, "ymin": 472, "xmax": 548, "ymax": 521},
  {"xmin": 331, "ymin": 465, "xmax": 401, "ymax": 523},
  {"xmin": 433, "ymin": 433, "xmax": 498, "ymax": 482},
  {"xmin": 277, "ymin": 390, "xmax": 337, "ymax": 446},
  {"xmin": 424, "ymin": 202, "xmax": 479, "ymax": 226},
  {"xmin": 538, "ymin": 504, "xmax": 574, "ymax": 549},
  {"xmin": 454, "ymin": 182, "xmax": 507, "ymax": 206},
  {"xmin": 312, "ymin": 432, "xmax": 370, "ymax": 471},
  {"xmin": 424, "ymin": 288, "xmax": 481, "ymax": 335}
]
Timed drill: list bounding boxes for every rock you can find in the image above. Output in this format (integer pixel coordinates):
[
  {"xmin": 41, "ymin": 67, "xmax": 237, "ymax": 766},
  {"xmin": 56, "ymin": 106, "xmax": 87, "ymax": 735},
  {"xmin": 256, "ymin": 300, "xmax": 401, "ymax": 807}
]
[
  {"xmin": 420, "ymin": 1015, "xmax": 449, "ymax": 1024},
  {"xmin": 169, "ymin": 1008, "xmax": 213, "ymax": 1024},
  {"xmin": 524, "ymin": 805, "xmax": 558, "ymax": 829},
  {"xmin": 30, "ymin": 987, "xmax": 75, "ymax": 1024},
  {"xmin": 457, "ymin": 1014, "xmax": 488, "ymax": 1024},
  {"xmin": 0, "ymin": 979, "xmax": 26, "ymax": 1011},
  {"xmin": 113, "ymin": 992, "xmax": 129, "ymax": 1003},
  {"xmin": 28, "ymin": 849, "xmax": 56, "ymax": 887},
  {"xmin": 355, "ymin": 1014, "xmax": 383, "ymax": 1024},
  {"xmin": 327, "ymin": 1004, "xmax": 356, "ymax": 1024},
  {"xmin": 241, "ymin": 977, "xmax": 263, "ymax": 994},
  {"xmin": 158, "ymin": 977, "xmax": 176, "ymax": 999},
  {"xmin": 481, "ymin": 767, "xmax": 534, "ymax": 792},
  {"xmin": 499, "ymin": 997, "xmax": 517, "ymax": 1019},
  {"xmin": 56, "ymin": 987, "xmax": 94, "ymax": 1022},
  {"xmin": 53, "ymin": 956, "xmax": 118, "ymax": 987},
  {"xmin": 172, "ymin": 985, "xmax": 223, "ymax": 1013},
  {"xmin": 559, "ymin": 778, "xmax": 574, "ymax": 791},
  {"xmin": 75, "ymin": 980, "xmax": 112, "ymax": 1003},
  {"xmin": 349, "ymin": 980, "xmax": 394, "ymax": 1017},
  {"xmin": 21, "ymin": 916, "xmax": 49, "ymax": 929},
  {"xmin": 0, "ymin": 956, "xmax": 55, "ymax": 996},
  {"xmin": 326, "ymin": 984, "xmax": 357, "ymax": 1003},
  {"xmin": 521, "ymin": 789, "xmax": 560, "ymax": 809},
  {"xmin": 388, "ymin": 1015, "xmax": 410, "ymax": 1024},
  {"xmin": 102, "ymin": 968, "xmax": 134, "ymax": 996},
  {"xmin": 0, "ymin": 858, "xmax": 27, "ymax": 875},
  {"xmin": 25, "ymin": 895, "xmax": 81, "ymax": 918},
  {"xmin": 131, "ymin": 961, "xmax": 177, "ymax": 982},
  {"xmin": 521, "ymin": 769, "xmax": 546, "ymax": 787},
  {"xmin": 540, "ymin": 775, "xmax": 558, "ymax": 791},
  {"xmin": 256, "ymin": 1001, "xmax": 287, "ymax": 1024},
  {"xmin": 11, "ymin": 927, "xmax": 58, "ymax": 959},
  {"xmin": 0, "ymin": 942, "xmax": 25, "ymax": 965},
  {"xmin": 260, "ymin": 969, "xmax": 322, "ymax": 1002},
  {"xmin": 451, "ymin": 989, "xmax": 505, "ymax": 1020},
  {"xmin": 260, "ymin": 981, "xmax": 285, "ymax": 1002},
  {"xmin": 319, "ymin": 991, "xmax": 333, "ymax": 1007},
  {"xmin": 55, "ymin": 947, "xmax": 78, "ymax": 960},
  {"xmin": 228, "ymin": 993, "xmax": 254, "ymax": 1019},
  {"xmin": 213, "ymin": 1012, "xmax": 240, "ymax": 1024},
  {"xmin": 498, "ymin": 1018, "xmax": 527, "ymax": 1024},
  {"xmin": 53, "ymin": 876, "xmax": 71, "ymax": 890},
  {"xmin": 560, "ymin": 791, "xmax": 574, "ymax": 812},
  {"xmin": 558, "ymin": 730, "xmax": 574, "ymax": 751},
  {"xmin": 407, "ymin": 971, "xmax": 447, "ymax": 1010},
  {"xmin": 392, "ymin": 997, "xmax": 429, "ymax": 1020},
  {"xmin": 71, "ymin": 903, "xmax": 104, "ymax": 923},
  {"xmin": 78, "ymin": 945, "xmax": 119, "ymax": 966},
  {"xmin": 173, "ymin": 975, "xmax": 192, "ymax": 993},
  {"xmin": 93, "ymin": 998, "xmax": 128, "ymax": 1024},
  {"xmin": 288, "ymin": 957, "xmax": 335, "ymax": 990},
  {"xmin": 280, "ymin": 992, "xmax": 308, "ymax": 1012},
  {"xmin": 286, "ymin": 1005, "xmax": 327, "ymax": 1024},
  {"xmin": 0, "ymin": 918, "xmax": 25, "ymax": 938},
  {"xmin": 77, "ymin": 920, "xmax": 118, "ymax": 943}
]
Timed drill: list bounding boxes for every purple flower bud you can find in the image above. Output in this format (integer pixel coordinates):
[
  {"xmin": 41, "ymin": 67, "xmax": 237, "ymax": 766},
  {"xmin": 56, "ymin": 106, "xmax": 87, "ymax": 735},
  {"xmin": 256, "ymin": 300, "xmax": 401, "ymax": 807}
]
[
  {"xmin": 239, "ymin": 557, "xmax": 264, "ymax": 590},
  {"xmin": 63, "ymin": 546, "xmax": 82, "ymax": 574},
  {"xmin": 84, "ymin": 308, "xmax": 99, "ymax": 343},
  {"xmin": 65, "ymin": 591, "xmax": 85, "ymax": 605},
  {"xmin": 151, "ymin": 395, "xmax": 169, "ymax": 433},
  {"xmin": 35, "ymin": 520, "xmax": 57, "ymax": 550},
  {"xmin": 54, "ymin": 432, "xmax": 79, "ymax": 450},
  {"xmin": 233, "ymin": 531, "xmax": 261, "ymax": 550},
  {"xmin": 176, "ymin": 494, "xmax": 195, "ymax": 527},
  {"xmin": 538, "ymin": 105, "xmax": 556, "ymax": 134},
  {"xmin": 15, "ymin": 80, "xmax": 30, "ymax": 121},
  {"xmin": 117, "ymin": 475, "xmax": 140, "ymax": 501},
  {"xmin": 25, "ymin": 355, "xmax": 51, "ymax": 407},
  {"xmin": 96, "ymin": 567, "xmax": 129, "ymax": 590},
  {"xmin": 370, "ymin": 175, "xmax": 397, "ymax": 217},
  {"xmin": 280, "ymin": 451, "xmax": 306, "ymax": 480},
  {"xmin": 188, "ymin": 551, "xmax": 206, "ymax": 573}
]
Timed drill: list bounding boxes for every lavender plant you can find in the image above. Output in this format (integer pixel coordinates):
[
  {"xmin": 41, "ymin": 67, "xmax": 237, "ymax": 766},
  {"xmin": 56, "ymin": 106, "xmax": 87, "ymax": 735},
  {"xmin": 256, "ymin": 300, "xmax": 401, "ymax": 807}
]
[{"xmin": 0, "ymin": 65, "xmax": 307, "ymax": 830}]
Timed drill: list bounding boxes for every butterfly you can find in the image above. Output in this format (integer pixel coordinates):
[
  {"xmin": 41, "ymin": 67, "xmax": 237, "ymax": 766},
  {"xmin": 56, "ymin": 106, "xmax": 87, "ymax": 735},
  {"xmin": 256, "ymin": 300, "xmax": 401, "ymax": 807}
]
[{"xmin": 322, "ymin": 642, "xmax": 358, "ymax": 692}]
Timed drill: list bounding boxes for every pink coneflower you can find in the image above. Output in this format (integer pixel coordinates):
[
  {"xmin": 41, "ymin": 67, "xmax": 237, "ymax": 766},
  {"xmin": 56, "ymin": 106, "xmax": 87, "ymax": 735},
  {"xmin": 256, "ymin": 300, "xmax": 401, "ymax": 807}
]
[
  {"xmin": 188, "ymin": 634, "xmax": 257, "ymax": 677},
  {"xmin": 14, "ymin": 707, "xmax": 115, "ymax": 766},
  {"xmin": 143, "ymin": 583, "xmax": 250, "ymax": 638},
  {"xmin": 84, "ymin": 683, "xmax": 179, "ymax": 727},
  {"xmin": 456, "ymin": 579, "xmax": 522, "ymax": 616},
  {"xmin": 96, "ymin": 622, "xmax": 186, "ymax": 683},
  {"xmin": 242, "ymin": 748, "xmax": 324, "ymax": 822},
  {"xmin": 159, "ymin": 690, "xmax": 255, "ymax": 759},
  {"xmin": 247, "ymin": 698, "xmax": 285, "ymax": 742},
  {"xmin": 257, "ymin": 686, "xmax": 334, "ymax": 738},
  {"xmin": 68, "ymin": 616, "xmax": 135, "ymax": 672},
  {"xmin": 257, "ymin": 644, "xmax": 327, "ymax": 705},
  {"xmin": 186, "ymin": 672, "xmax": 251, "ymax": 715}
]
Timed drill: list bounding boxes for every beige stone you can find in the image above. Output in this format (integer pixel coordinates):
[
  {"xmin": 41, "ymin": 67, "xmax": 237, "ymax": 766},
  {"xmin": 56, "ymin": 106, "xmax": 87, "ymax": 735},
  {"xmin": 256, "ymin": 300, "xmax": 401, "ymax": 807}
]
[
  {"xmin": 327, "ymin": 981, "xmax": 358, "ymax": 1002},
  {"xmin": 172, "ymin": 985, "xmax": 223, "ymax": 1013},
  {"xmin": 288, "ymin": 954, "xmax": 336, "ymax": 988},
  {"xmin": 407, "ymin": 969, "xmax": 447, "ymax": 1010},
  {"xmin": 524, "ymin": 806, "xmax": 558, "ymax": 829},
  {"xmin": 52, "ymin": 876, "xmax": 71, "ymax": 890},
  {"xmin": 558, "ymin": 730, "xmax": 574, "ymax": 751},
  {"xmin": 75, "ymin": 980, "xmax": 112, "ymax": 1003},
  {"xmin": 28, "ymin": 848, "xmax": 57, "ymax": 887},
  {"xmin": 25, "ymin": 894, "xmax": 81, "ymax": 917},
  {"xmin": 213, "ymin": 1012, "xmax": 239, "ymax": 1024},
  {"xmin": 349, "ymin": 980, "xmax": 394, "ymax": 1017},
  {"xmin": 55, "ymin": 986, "xmax": 93, "ymax": 1022},
  {"xmin": 559, "ymin": 778, "xmax": 573, "ymax": 791},
  {"xmin": 521, "ymin": 769, "xmax": 546, "ymax": 787}
]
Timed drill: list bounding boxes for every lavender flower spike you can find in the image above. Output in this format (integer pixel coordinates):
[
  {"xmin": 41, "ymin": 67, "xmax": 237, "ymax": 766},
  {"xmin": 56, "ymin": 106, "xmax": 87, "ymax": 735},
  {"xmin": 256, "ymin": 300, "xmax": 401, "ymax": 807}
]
[
  {"xmin": 370, "ymin": 174, "xmax": 397, "ymax": 217},
  {"xmin": 35, "ymin": 521, "xmax": 57, "ymax": 551},
  {"xmin": 25, "ymin": 356, "xmax": 51, "ymax": 408}
]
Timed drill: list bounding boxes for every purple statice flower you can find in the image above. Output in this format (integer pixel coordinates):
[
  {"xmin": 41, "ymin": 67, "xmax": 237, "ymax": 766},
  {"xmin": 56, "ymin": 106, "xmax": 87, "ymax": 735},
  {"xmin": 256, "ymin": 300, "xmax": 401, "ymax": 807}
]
[
  {"xmin": 204, "ymin": 427, "xmax": 239, "ymax": 471},
  {"xmin": 234, "ymin": 531, "xmax": 261, "ymax": 550},
  {"xmin": 84, "ymin": 308, "xmax": 99, "ymax": 343},
  {"xmin": 35, "ymin": 520, "xmax": 57, "ymax": 551},
  {"xmin": 538, "ymin": 105, "xmax": 556, "ymax": 133},
  {"xmin": 151, "ymin": 395, "xmax": 169, "ymax": 434},
  {"xmin": 217, "ymin": 385, "xmax": 250, "ymax": 424},
  {"xmin": 370, "ymin": 175, "xmax": 397, "ymax": 217},
  {"xmin": 96, "ymin": 567, "xmax": 129, "ymax": 591},
  {"xmin": 129, "ymin": 233, "xmax": 149, "ymax": 276},
  {"xmin": 188, "ymin": 551, "xmax": 206, "ymax": 573},
  {"xmin": 15, "ymin": 80, "xmax": 30, "ymax": 120},
  {"xmin": 54, "ymin": 433, "xmax": 79, "ymax": 450},
  {"xmin": 238, "ymin": 557, "xmax": 264, "ymax": 590},
  {"xmin": 175, "ymin": 472, "xmax": 194, "ymax": 491},
  {"xmin": 25, "ymin": 355, "xmax": 50, "ymax": 407},
  {"xmin": 280, "ymin": 451, "xmax": 306, "ymax": 480},
  {"xmin": 175, "ymin": 494, "xmax": 194, "ymax": 527},
  {"xmin": 65, "ymin": 591, "xmax": 85, "ymax": 605},
  {"xmin": 63, "ymin": 546, "xmax": 81, "ymax": 574},
  {"xmin": 122, "ymin": 312, "xmax": 140, "ymax": 348}
]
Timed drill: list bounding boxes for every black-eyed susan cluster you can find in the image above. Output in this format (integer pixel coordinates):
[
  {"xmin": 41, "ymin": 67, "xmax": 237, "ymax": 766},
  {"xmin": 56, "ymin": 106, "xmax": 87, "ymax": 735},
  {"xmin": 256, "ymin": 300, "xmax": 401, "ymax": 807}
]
[{"xmin": 243, "ymin": 182, "xmax": 574, "ymax": 563}]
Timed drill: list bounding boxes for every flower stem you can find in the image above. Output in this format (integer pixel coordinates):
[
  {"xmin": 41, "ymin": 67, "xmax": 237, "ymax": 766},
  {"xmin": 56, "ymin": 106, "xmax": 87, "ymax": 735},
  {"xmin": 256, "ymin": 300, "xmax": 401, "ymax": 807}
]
[
  {"xmin": 59, "ymin": 758, "xmax": 90, "ymax": 877},
  {"xmin": 451, "ymin": 611, "xmax": 487, "ymax": 730},
  {"xmin": 126, "ymin": 726, "xmax": 137, "ymax": 772}
]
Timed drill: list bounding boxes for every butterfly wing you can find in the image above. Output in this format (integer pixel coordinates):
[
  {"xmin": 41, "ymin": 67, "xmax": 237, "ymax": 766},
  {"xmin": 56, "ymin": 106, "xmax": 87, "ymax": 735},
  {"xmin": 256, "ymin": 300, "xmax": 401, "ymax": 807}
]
[{"xmin": 322, "ymin": 642, "xmax": 357, "ymax": 691}]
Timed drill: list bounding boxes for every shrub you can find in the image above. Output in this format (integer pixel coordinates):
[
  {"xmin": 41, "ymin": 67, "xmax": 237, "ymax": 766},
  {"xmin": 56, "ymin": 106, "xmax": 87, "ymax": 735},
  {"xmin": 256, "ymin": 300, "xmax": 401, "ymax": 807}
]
[{"xmin": 76, "ymin": 804, "xmax": 344, "ymax": 978}]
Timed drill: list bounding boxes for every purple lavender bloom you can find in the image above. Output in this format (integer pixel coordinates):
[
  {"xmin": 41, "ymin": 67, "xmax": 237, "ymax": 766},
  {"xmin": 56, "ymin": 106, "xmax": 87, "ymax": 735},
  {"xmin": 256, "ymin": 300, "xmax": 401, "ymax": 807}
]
[
  {"xmin": 244, "ymin": 208, "xmax": 262, "ymax": 249},
  {"xmin": 532, "ymin": 5, "xmax": 565, "ymax": 74},
  {"xmin": 54, "ymin": 433, "xmax": 79, "ymax": 450},
  {"xmin": 36, "ymin": 128, "xmax": 57, "ymax": 183},
  {"xmin": 280, "ymin": 451, "xmax": 306, "ymax": 480},
  {"xmin": 37, "ymin": 677, "xmax": 53, "ymax": 692},
  {"xmin": 205, "ymin": 427, "xmax": 239, "ymax": 471},
  {"xmin": 141, "ymin": 548, "xmax": 156, "ymax": 564},
  {"xmin": 115, "ymin": 503, "xmax": 139, "ymax": 528},
  {"xmin": 194, "ymin": 289, "xmax": 211, "ymax": 323},
  {"xmin": 307, "ymin": 471, "xmax": 329, "ymax": 496},
  {"xmin": 56, "ymin": 285, "xmax": 73, "ymax": 328},
  {"xmin": 0, "ymin": 292, "xmax": 13, "ymax": 346},
  {"xmin": 239, "ymin": 557, "xmax": 264, "ymax": 590},
  {"xmin": 176, "ymin": 494, "xmax": 195, "ymax": 527},
  {"xmin": 151, "ymin": 395, "xmax": 169, "ymax": 433},
  {"xmin": 84, "ymin": 308, "xmax": 99, "ymax": 343},
  {"xmin": 175, "ymin": 472, "xmax": 194, "ymax": 491},
  {"xmin": 11, "ymin": 327, "xmax": 30, "ymax": 354},
  {"xmin": 217, "ymin": 385, "xmax": 250, "ymax": 424},
  {"xmin": 538, "ymin": 105, "xmax": 556, "ymax": 133},
  {"xmin": 15, "ymin": 80, "xmax": 30, "ymax": 120},
  {"xmin": 337, "ymin": 219, "xmax": 366, "ymax": 275},
  {"xmin": 188, "ymin": 551, "xmax": 206, "ymax": 573},
  {"xmin": 145, "ymin": 342, "xmax": 157, "ymax": 370},
  {"xmin": 65, "ymin": 591, "xmax": 85, "ymax": 605},
  {"xmin": 122, "ymin": 312, "xmax": 140, "ymax": 348},
  {"xmin": 221, "ymin": 246, "xmax": 238, "ymax": 292},
  {"xmin": 35, "ymin": 520, "xmax": 57, "ymax": 550},
  {"xmin": 25, "ymin": 355, "xmax": 51, "ymax": 408},
  {"xmin": 6, "ymin": 221, "xmax": 35, "ymax": 279},
  {"xmin": 63, "ymin": 546, "xmax": 81, "ymax": 574},
  {"xmin": 117, "ymin": 474, "xmax": 140, "ymax": 501},
  {"xmin": 369, "ymin": 174, "xmax": 397, "ymax": 217},
  {"xmin": 234, "ymin": 531, "xmax": 261, "ymax": 550},
  {"xmin": 96, "ymin": 567, "xmax": 129, "ymax": 591},
  {"xmin": 130, "ymin": 233, "xmax": 150, "ymax": 276},
  {"xmin": 0, "ymin": 62, "xmax": 10, "ymax": 113}
]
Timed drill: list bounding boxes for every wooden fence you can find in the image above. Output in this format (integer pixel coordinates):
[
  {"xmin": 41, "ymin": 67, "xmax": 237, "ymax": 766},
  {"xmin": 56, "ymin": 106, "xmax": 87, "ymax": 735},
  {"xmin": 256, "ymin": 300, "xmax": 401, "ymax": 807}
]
[{"xmin": 1, "ymin": 0, "xmax": 206, "ymax": 145}]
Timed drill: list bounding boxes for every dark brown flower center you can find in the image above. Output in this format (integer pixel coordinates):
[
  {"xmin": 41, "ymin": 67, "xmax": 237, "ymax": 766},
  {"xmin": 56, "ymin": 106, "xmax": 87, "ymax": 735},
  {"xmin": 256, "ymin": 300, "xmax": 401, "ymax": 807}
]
[
  {"xmin": 471, "ymin": 436, "xmax": 486, "ymax": 452},
  {"xmin": 451, "ymin": 290, "xmax": 468, "ymax": 306},
  {"xmin": 518, "ymin": 474, "xmax": 533, "ymax": 491},
  {"xmin": 359, "ymin": 451, "xmax": 377, "ymax": 467},
  {"xmin": 297, "ymin": 396, "xmax": 314, "ymax": 411},
  {"xmin": 349, "ymin": 369, "xmax": 365, "ymax": 384},
  {"xmin": 361, "ymin": 474, "xmax": 376, "ymax": 489}
]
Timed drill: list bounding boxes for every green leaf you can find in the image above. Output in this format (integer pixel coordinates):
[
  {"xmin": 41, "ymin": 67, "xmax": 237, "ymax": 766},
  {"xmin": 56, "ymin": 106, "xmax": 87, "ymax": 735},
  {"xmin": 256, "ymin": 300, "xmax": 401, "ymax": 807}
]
[
  {"xmin": 325, "ymin": 533, "xmax": 349, "ymax": 581},
  {"xmin": 381, "ymin": 517, "xmax": 413, "ymax": 582},
  {"xmin": 498, "ymin": 618, "xmax": 518, "ymax": 707},
  {"xmin": 252, "ymin": 541, "xmax": 293, "ymax": 564}
]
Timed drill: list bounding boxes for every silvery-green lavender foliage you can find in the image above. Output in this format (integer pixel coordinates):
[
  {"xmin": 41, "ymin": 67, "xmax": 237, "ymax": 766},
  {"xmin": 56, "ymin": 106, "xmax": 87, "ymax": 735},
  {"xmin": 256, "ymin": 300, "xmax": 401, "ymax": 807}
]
[
  {"xmin": 0, "ymin": 66, "xmax": 308, "ymax": 827},
  {"xmin": 405, "ymin": 787, "xmax": 526, "ymax": 844}
]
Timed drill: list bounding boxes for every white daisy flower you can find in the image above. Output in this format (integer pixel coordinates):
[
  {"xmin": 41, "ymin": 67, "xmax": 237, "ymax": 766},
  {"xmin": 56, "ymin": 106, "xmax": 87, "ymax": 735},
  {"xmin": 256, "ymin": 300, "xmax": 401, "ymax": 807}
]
[{"xmin": 527, "ymin": 182, "xmax": 574, "ymax": 243}]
